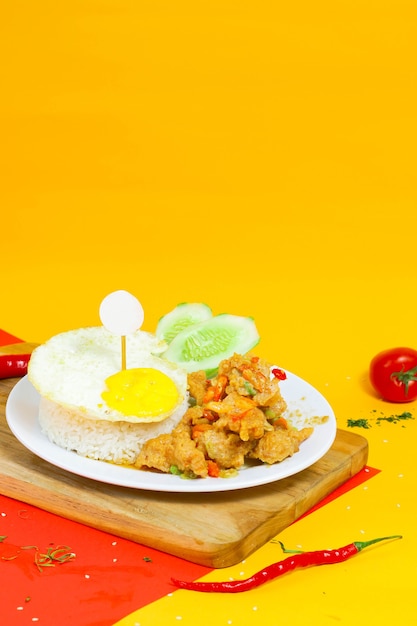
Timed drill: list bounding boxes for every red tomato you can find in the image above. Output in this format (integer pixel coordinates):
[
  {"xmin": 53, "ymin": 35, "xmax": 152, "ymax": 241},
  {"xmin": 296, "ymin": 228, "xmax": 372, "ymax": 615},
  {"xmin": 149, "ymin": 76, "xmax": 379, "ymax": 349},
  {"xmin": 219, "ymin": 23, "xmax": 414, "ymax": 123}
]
[{"xmin": 370, "ymin": 347, "xmax": 417, "ymax": 403}]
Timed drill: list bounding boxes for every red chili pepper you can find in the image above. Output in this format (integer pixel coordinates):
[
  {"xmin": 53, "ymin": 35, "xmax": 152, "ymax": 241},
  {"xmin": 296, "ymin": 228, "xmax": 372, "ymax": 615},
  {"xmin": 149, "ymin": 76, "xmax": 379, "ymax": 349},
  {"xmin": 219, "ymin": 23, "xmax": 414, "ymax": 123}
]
[
  {"xmin": 272, "ymin": 368, "xmax": 287, "ymax": 380},
  {"xmin": 0, "ymin": 354, "xmax": 32, "ymax": 379},
  {"xmin": 202, "ymin": 409, "xmax": 217, "ymax": 421},
  {"xmin": 171, "ymin": 535, "xmax": 401, "ymax": 593},
  {"xmin": 203, "ymin": 375, "xmax": 228, "ymax": 403}
]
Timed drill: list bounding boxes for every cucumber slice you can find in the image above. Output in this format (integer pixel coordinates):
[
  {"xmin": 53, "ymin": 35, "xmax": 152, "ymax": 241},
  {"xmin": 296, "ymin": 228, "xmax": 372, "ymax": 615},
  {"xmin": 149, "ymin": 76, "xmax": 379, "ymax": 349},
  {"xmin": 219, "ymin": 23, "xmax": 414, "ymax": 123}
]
[
  {"xmin": 156, "ymin": 302, "xmax": 213, "ymax": 344},
  {"xmin": 162, "ymin": 313, "xmax": 260, "ymax": 376}
]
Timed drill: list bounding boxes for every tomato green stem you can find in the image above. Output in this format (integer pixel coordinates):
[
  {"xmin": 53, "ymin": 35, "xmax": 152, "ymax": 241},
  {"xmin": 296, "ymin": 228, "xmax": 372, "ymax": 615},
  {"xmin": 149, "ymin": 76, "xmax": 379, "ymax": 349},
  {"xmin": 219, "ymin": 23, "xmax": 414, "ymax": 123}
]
[{"xmin": 391, "ymin": 366, "xmax": 417, "ymax": 396}]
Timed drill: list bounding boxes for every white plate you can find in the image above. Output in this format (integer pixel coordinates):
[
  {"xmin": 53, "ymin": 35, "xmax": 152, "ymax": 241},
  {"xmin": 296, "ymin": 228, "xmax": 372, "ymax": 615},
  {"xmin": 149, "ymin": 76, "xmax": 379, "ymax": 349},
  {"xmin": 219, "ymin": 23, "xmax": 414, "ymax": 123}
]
[{"xmin": 6, "ymin": 373, "xmax": 337, "ymax": 493}]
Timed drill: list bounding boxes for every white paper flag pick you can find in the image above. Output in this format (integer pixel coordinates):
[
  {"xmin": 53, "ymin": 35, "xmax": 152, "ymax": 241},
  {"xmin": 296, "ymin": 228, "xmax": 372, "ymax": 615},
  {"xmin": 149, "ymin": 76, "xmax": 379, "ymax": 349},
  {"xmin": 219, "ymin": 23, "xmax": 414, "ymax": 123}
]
[{"xmin": 99, "ymin": 291, "xmax": 144, "ymax": 369}]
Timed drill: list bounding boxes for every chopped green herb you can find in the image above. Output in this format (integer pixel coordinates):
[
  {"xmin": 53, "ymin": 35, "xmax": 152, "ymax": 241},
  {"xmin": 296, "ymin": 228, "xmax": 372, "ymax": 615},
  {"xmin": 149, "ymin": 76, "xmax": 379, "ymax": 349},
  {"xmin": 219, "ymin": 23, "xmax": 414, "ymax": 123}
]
[
  {"xmin": 33, "ymin": 545, "xmax": 75, "ymax": 572},
  {"xmin": 376, "ymin": 412, "xmax": 413, "ymax": 425},
  {"xmin": 2, "ymin": 554, "xmax": 19, "ymax": 561},
  {"xmin": 347, "ymin": 419, "xmax": 371, "ymax": 429},
  {"xmin": 347, "ymin": 411, "xmax": 414, "ymax": 429},
  {"xmin": 169, "ymin": 464, "xmax": 197, "ymax": 479},
  {"xmin": 0, "ymin": 538, "xmax": 75, "ymax": 572},
  {"xmin": 243, "ymin": 381, "xmax": 256, "ymax": 396},
  {"xmin": 143, "ymin": 556, "xmax": 152, "ymax": 562},
  {"xmin": 179, "ymin": 470, "xmax": 197, "ymax": 480}
]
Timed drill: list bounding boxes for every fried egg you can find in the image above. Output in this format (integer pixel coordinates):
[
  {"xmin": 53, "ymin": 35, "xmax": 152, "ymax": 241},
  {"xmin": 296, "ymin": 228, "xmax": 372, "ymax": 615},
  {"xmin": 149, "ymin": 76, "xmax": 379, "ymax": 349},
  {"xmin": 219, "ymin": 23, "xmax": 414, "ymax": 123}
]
[
  {"xmin": 102, "ymin": 367, "xmax": 180, "ymax": 418},
  {"xmin": 28, "ymin": 326, "xmax": 188, "ymax": 424}
]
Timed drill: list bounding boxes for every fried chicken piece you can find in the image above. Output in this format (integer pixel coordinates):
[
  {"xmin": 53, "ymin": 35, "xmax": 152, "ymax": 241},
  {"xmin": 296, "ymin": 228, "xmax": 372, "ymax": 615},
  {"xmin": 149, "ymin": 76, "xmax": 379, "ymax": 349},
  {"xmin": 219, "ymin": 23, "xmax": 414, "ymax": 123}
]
[
  {"xmin": 135, "ymin": 433, "xmax": 174, "ymax": 474},
  {"xmin": 205, "ymin": 392, "xmax": 255, "ymax": 419},
  {"xmin": 218, "ymin": 353, "xmax": 287, "ymax": 410},
  {"xmin": 170, "ymin": 429, "xmax": 209, "ymax": 477},
  {"xmin": 263, "ymin": 398, "xmax": 288, "ymax": 420},
  {"xmin": 248, "ymin": 427, "xmax": 314, "ymax": 464},
  {"xmin": 135, "ymin": 416, "xmax": 209, "ymax": 478},
  {"xmin": 215, "ymin": 406, "xmax": 270, "ymax": 441},
  {"xmin": 200, "ymin": 429, "xmax": 253, "ymax": 469},
  {"xmin": 180, "ymin": 405, "xmax": 204, "ymax": 427},
  {"xmin": 254, "ymin": 388, "xmax": 287, "ymax": 411},
  {"xmin": 187, "ymin": 370, "xmax": 208, "ymax": 406}
]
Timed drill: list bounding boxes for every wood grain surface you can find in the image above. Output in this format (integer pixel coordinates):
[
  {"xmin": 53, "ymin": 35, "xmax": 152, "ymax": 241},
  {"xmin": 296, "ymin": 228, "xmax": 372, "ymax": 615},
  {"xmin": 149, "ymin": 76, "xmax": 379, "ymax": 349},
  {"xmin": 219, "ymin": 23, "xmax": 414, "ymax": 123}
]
[{"xmin": 0, "ymin": 378, "xmax": 368, "ymax": 568}]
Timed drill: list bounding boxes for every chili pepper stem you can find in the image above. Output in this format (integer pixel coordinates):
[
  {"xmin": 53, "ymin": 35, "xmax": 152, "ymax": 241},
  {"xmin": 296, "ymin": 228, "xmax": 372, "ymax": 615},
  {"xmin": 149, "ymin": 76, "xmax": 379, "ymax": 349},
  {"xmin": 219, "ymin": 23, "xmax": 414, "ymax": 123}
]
[
  {"xmin": 353, "ymin": 534, "xmax": 402, "ymax": 551},
  {"xmin": 276, "ymin": 540, "xmax": 304, "ymax": 554}
]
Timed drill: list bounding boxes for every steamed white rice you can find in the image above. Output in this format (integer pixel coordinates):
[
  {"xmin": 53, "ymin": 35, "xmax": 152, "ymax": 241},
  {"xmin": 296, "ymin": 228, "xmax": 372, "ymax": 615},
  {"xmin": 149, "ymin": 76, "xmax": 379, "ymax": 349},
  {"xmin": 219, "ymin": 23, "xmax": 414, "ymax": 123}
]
[{"xmin": 39, "ymin": 394, "xmax": 189, "ymax": 464}]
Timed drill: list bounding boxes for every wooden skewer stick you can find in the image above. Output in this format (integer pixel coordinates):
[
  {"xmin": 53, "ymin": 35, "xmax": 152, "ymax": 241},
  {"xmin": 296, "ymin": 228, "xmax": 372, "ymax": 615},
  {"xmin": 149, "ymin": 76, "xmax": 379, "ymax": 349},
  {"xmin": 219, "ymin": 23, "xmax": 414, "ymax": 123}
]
[
  {"xmin": 99, "ymin": 291, "xmax": 144, "ymax": 372},
  {"xmin": 121, "ymin": 335, "xmax": 127, "ymax": 370}
]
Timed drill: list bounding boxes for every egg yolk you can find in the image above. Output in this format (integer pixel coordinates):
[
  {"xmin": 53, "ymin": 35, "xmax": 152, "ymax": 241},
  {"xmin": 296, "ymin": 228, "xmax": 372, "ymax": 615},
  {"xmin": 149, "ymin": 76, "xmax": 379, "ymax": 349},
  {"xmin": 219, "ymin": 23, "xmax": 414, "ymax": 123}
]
[{"xmin": 102, "ymin": 368, "xmax": 180, "ymax": 418}]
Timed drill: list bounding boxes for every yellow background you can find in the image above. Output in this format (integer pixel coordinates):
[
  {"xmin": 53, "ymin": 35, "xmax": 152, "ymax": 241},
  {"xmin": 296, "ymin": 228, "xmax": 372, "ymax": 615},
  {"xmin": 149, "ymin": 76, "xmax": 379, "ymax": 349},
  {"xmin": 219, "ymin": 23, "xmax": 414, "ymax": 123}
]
[{"xmin": 1, "ymin": 1, "xmax": 416, "ymax": 624}]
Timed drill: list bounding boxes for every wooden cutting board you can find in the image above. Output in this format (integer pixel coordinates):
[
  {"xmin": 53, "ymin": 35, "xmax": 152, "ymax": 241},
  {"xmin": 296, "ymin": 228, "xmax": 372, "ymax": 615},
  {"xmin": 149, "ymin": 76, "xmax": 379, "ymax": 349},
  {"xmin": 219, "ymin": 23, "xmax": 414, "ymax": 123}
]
[{"xmin": 0, "ymin": 377, "xmax": 368, "ymax": 568}]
